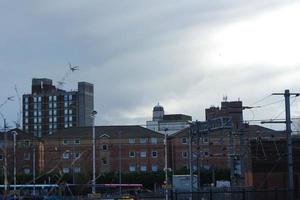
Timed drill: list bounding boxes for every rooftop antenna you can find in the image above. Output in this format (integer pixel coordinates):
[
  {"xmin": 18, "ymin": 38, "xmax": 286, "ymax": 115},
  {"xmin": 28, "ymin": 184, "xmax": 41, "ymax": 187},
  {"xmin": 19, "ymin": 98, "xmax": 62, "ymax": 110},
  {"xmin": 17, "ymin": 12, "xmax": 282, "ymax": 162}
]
[{"xmin": 223, "ymin": 95, "xmax": 228, "ymax": 102}]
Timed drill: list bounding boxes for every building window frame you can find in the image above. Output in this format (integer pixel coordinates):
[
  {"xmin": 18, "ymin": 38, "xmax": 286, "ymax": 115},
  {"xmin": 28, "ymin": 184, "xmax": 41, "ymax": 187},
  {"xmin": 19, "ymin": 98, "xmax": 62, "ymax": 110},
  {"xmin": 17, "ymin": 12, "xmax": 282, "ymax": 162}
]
[
  {"xmin": 151, "ymin": 137, "xmax": 157, "ymax": 144},
  {"xmin": 129, "ymin": 151, "xmax": 135, "ymax": 158},
  {"xmin": 129, "ymin": 138, "xmax": 135, "ymax": 144},
  {"xmin": 152, "ymin": 151, "xmax": 158, "ymax": 158}
]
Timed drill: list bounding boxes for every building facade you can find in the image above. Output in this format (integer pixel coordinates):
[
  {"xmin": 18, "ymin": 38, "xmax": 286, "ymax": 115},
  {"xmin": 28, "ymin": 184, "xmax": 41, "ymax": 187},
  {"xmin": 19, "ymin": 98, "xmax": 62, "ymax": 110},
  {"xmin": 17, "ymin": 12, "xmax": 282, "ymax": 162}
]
[
  {"xmin": 22, "ymin": 78, "xmax": 94, "ymax": 137},
  {"xmin": 42, "ymin": 126, "xmax": 165, "ymax": 182},
  {"xmin": 0, "ymin": 129, "xmax": 43, "ymax": 185},
  {"xmin": 246, "ymin": 137, "xmax": 300, "ymax": 191}
]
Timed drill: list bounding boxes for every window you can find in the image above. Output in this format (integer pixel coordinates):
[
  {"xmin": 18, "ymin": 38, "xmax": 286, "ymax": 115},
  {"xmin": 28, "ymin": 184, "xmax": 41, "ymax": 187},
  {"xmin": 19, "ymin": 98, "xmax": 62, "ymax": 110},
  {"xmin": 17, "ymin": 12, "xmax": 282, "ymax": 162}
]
[
  {"xmin": 69, "ymin": 109, "xmax": 73, "ymax": 114},
  {"xmin": 74, "ymin": 139, "xmax": 80, "ymax": 144},
  {"xmin": 203, "ymin": 138, "xmax": 209, "ymax": 143},
  {"xmin": 34, "ymin": 125, "xmax": 37, "ymax": 130},
  {"xmin": 25, "ymin": 125, "xmax": 28, "ymax": 131},
  {"xmin": 64, "ymin": 124, "xmax": 68, "ymax": 128},
  {"xmin": 53, "ymin": 123, "xmax": 57, "ymax": 129},
  {"xmin": 102, "ymin": 144, "xmax": 108, "ymax": 151},
  {"xmin": 0, "ymin": 154, "xmax": 3, "ymax": 160},
  {"xmin": 49, "ymin": 110, "xmax": 53, "ymax": 115},
  {"xmin": 75, "ymin": 152, "xmax": 80, "ymax": 159},
  {"xmin": 24, "ymin": 104, "xmax": 28, "ymax": 110},
  {"xmin": 69, "ymin": 116, "xmax": 72, "ymax": 121},
  {"xmin": 74, "ymin": 167, "xmax": 80, "ymax": 173},
  {"xmin": 69, "ymin": 95, "xmax": 73, "ymax": 100},
  {"xmin": 34, "ymin": 111, "xmax": 37, "ymax": 117},
  {"xmin": 64, "ymin": 95, "xmax": 68, "ymax": 101},
  {"xmin": 182, "ymin": 151, "xmax": 188, "ymax": 158},
  {"xmin": 24, "ymin": 97, "xmax": 28, "ymax": 103},
  {"xmin": 49, "ymin": 124, "xmax": 53, "ymax": 129},
  {"xmin": 34, "ymin": 97, "xmax": 37, "ymax": 103},
  {"xmin": 24, "ymin": 140, "xmax": 31, "ymax": 147},
  {"xmin": 64, "ymin": 109, "xmax": 68, "ymax": 114},
  {"xmin": 64, "ymin": 102, "xmax": 68, "ymax": 107},
  {"xmin": 129, "ymin": 138, "xmax": 135, "ymax": 144},
  {"xmin": 53, "ymin": 117, "xmax": 57, "ymax": 122},
  {"xmin": 182, "ymin": 137, "xmax": 187, "ymax": 144},
  {"xmin": 53, "ymin": 102, "xmax": 57, "ymax": 108},
  {"xmin": 129, "ymin": 151, "xmax": 135, "ymax": 158},
  {"xmin": 63, "ymin": 139, "xmax": 69, "ymax": 145},
  {"xmin": 24, "ymin": 153, "xmax": 30, "ymax": 160},
  {"xmin": 25, "ymin": 111, "xmax": 28, "ymax": 117},
  {"xmin": 38, "ymin": 96, "xmax": 42, "ymax": 102},
  {"xmin": 49, "ymin": 117, "xmax": 52, "ymax": 123},
  {"xmin": 63, "ymin": 152, "xmax": 70, "ymax": 159},
  {"xmin": 204, "ymin": 151, "xmax": 209, "ymax": 157},
  {"xmin": 49, "ymin": 103, "xmax": 52, "ymax": 109},
  {"xmin": 53, "ymin": 96, "xmax": 57, "ymax": 101},
  {"xmin": 152, "ymin": 164, "xmax": 158, "ymax": 172},
  {"xmin": 102, "ymin": 158, "xmax": 108, "ymax": 165},
  {"xmin": 69, "ymin": 123, "xmax": 73, "ymax": 127},
  {"xmin": 25, "ymin": 118, "xmax": 29, "ymax": 124},
  {"xmin": 24, "ymin": 168, "xmax": 30, "ymax": 174},
  {"xmin": 33, "ymin": 117, "xmax": 37, "ymax": 123},
  {"xmin": 140, "ymin": 138, "xmax": 147, "ymax": 144},
  {"xmin": 49, "ymin": 96, "xmax": 52, "ymax": 101},
  {"xmin": 140, "ymin": 164, "xmax": 147, "ymax": 172},
  {"xmin": 63, "ymin": 168, "xmax": 70, "ymax": 173},
  {"xmin": 64, "ymin": 116, "xmax": 68, "ymax": 122},
  {"xmin": 129, "ymin": 164, "xmax": 136, "ymax": 172},
  {"xmin": 38, "ymin": 117, "xmax": 42, "ymax": 123},
  {"xmin": 152, "ymin": 151, "xmax": 158, "ymax": 158},
  {"xmin": 140, "ymin": 151, "xmax": 146, "ymax": 158},
  {"xmin": 151, "ymin": 138, "xmax": 157, "ymax": 144}
]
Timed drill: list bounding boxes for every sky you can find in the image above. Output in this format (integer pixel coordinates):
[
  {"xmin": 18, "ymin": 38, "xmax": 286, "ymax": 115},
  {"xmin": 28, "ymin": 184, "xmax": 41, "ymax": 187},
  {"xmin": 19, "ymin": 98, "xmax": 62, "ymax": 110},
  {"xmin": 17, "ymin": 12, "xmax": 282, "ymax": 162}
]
[{"xmin": 1, "ymin": 0, "xmax": 300, "ymax": 131}]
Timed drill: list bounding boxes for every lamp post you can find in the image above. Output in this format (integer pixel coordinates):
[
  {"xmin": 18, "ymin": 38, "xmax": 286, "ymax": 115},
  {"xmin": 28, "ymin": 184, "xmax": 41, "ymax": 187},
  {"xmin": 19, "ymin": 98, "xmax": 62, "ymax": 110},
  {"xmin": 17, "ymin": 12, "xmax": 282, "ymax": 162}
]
[
  {"xmin": 0, "ymin": 112, "xmax": 8, "ymax": 192},
  {"xmin": 164, "ymin": 128, "xmax": 168, "ymax": 200},
  {"xmin": 12, "ymin": 131, "xmax": 18, "ymax": 193},
  {"xmin": 91, "ymin": 110, "xmax": 97, "ymax": 194}
]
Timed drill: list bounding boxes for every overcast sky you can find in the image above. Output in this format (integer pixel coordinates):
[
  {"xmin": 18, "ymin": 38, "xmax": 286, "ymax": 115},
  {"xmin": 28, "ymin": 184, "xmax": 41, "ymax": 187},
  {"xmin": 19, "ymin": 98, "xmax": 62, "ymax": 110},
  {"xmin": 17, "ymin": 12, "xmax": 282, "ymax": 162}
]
[{"xmin": 1, "ymin": 0, "xmax": 300, "ymax": 130}]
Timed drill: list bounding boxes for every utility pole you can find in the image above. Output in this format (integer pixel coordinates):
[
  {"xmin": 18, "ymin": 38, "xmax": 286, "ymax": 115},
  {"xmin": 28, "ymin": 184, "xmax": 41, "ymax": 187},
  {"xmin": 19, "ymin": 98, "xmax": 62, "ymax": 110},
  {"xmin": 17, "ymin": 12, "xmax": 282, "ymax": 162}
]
[
  {"xmin": 33, "ymin": 147, "xmax": 36, "ymax": 196},
  {"xmin": 91, "ymin": 110, "xmax": 97, "ymax": 194},
  {"xmin": 4, "ymin": 119, "xmax": 8, "ymax": 193},
  {"xmin": 262, "ymin": 89, "xmax": 298, "ymax": 200},
  {"xmin": 164, "ymin": 128, "xmax": 169, "ymax": 200},
  {"xmin": 118, "ymin": 131, "xmax": 122, "ymax": 195},
  {"xmin": 13, "ymin": 131, "xmax": 17, "ymax": 193}
]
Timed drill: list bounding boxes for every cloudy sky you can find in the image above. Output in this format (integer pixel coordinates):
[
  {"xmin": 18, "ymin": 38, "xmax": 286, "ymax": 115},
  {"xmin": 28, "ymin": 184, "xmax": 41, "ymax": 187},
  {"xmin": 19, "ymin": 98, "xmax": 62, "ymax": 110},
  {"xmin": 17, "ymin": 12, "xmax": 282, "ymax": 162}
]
[{"xmin": 1, "ymin": 0, "xmax": 300, "ymax": 130}]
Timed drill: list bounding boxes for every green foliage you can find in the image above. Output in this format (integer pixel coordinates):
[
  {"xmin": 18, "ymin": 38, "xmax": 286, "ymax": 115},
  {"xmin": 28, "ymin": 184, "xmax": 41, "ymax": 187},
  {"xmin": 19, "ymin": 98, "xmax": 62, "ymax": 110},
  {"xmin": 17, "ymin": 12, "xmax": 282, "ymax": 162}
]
[{"xmin": 16, "ymin": 174, "xmax": 32, "ymax": 184}]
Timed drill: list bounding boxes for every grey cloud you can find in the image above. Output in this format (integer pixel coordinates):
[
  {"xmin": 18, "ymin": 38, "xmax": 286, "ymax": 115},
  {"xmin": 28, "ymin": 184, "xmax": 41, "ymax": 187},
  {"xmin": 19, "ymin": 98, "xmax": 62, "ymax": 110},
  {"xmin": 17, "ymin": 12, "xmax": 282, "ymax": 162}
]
[{"xmin": 0, "ymin": 0, "xmax": 297, "ymax": 127}]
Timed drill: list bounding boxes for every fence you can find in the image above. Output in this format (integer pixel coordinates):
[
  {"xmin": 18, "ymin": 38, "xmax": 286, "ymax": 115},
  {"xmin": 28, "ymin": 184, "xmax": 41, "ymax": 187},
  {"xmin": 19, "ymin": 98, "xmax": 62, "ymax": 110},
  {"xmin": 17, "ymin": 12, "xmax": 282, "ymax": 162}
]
[{"xmin": 172, "ymin": 188, "xmax": 300, "ymax": 200}]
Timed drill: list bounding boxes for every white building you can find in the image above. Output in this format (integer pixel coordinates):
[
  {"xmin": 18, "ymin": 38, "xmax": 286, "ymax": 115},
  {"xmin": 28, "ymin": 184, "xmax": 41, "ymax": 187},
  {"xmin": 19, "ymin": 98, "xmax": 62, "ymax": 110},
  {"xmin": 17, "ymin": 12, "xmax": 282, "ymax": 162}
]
[{"xmin": 146, "ymin": 103, "xmax": 192, "ymax": 134}]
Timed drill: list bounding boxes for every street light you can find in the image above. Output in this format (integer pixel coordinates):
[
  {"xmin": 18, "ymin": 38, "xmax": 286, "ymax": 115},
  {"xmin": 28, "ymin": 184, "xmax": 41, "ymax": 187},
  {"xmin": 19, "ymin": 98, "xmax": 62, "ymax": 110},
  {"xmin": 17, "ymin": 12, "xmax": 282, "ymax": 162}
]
[
  {"xmin": 0, "ymin": 112, "xmax": 8, "ymax": 192},
  {"xmin": 164, "ymin": 128, "xmax": 169, "ymax": 200},
  {"xmin": 91, "ymin": 110, "xmax": 97, "ymax": 194},
  {"xmin": 11, "ymin": 131, "xmax": 18, "ymax": 193}
]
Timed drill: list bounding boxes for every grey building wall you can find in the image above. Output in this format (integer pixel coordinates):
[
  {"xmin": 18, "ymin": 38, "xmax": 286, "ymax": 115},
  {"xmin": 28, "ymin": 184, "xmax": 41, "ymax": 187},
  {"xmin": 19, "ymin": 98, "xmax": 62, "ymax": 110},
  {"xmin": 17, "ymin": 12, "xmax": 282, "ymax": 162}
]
[{"xmin": 78, "ymin": 82, "xmax": 94, "ymax": 127}]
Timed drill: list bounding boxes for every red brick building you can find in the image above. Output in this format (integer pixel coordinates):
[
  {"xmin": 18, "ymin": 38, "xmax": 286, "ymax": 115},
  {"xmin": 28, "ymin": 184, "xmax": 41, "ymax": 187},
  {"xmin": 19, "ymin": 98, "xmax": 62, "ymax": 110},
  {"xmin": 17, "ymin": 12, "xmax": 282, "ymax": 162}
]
[
  {"xmin": 42, "ymin": 126, "xmax": 165, "ymax": 181},
  {"xmin": 0, "ymin": 129, "xmax": 43, "ymax": 183},
  {"xmin": 245, "ymin": 137, "xmax": 300, "ymax": 190},
  {"xmin": 168, "ymin": 124, "xmax": 284, "ymax": 173}
]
